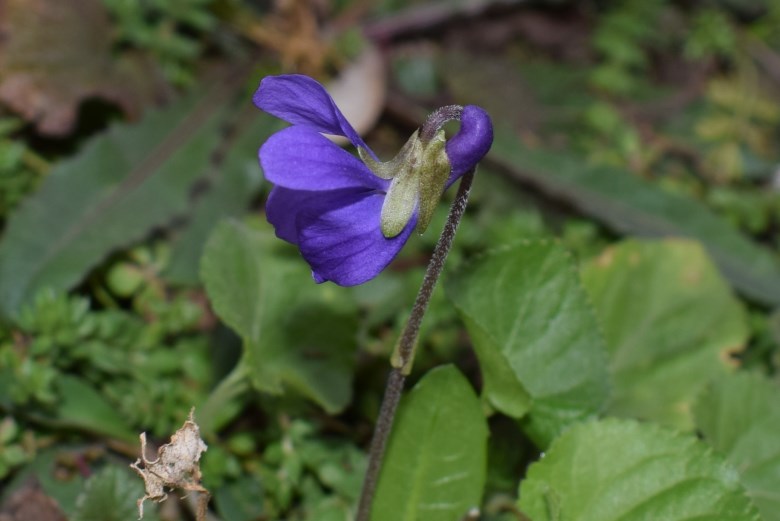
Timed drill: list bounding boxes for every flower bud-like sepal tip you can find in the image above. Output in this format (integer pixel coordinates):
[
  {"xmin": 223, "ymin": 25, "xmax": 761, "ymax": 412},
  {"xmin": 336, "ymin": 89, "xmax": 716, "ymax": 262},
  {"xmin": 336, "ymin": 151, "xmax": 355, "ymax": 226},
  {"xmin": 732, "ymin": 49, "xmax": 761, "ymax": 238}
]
[{"xmin": 445, "ymin": 105, "xmax": 493, "ymax": 181}]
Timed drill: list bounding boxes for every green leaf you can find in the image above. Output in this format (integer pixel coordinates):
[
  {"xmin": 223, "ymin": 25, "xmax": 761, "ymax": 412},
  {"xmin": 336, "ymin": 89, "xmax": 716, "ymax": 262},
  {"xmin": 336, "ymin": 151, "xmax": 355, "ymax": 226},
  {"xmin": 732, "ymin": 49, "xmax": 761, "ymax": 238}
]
[
  {"xmin": 304, "ymin": 496, "xmax": 353, "ymax": 521},
  {"xmin": 0, "ymin": 83, "xmax": 236, "ymax": 319},
  {"xmin": 693, "ymin": 372, "xmax": 780, "ymax": 521},
  {"xmin": 73, "ymin": 465, "xmax": 158, "ymax": 521},
  {"xmin": 165, "ymin": 114, "xmax": 273, "ymax": 285},
  {"xmin": 489, "ymin": 136, "xmax": 780, "ymax": 307},
  {"xmin": 445, "ymin": 240, "xmax": 610, "ymax": 446},
  {"xmin": 213, "ymin": 475, "xmax": 264, "ymax": 521},
  {"xmin": 372, "ymin": 365, "xmax": 488, "ymax": 521},
  {"xmin": 55, "ymin": 375, "xmax": 135, "ymax": 443},
  {"xmin": 200, "ymin": 219, "xmax": 358, "ymax": 413},
  {"xmin": 581, "ymin": 239, "xmax": 748, "ymax": 429},
  {"xmin": 518, "ymin": 418, "xmax": 761, "ymax": 521}
]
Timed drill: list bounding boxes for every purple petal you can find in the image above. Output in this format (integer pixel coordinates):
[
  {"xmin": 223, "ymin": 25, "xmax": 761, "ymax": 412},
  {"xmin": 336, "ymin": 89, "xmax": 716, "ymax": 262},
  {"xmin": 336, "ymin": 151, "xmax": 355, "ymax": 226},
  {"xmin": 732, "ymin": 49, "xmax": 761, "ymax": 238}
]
[
  {"xmin": 296, "ymin": 191, "xmax": 416, "ymax": 286},
  {"xmin": 266, "ymin": 186, "xmax": 316, "ymax": 244},
  {"xmin": 266, "ymin": 186, "xmax": 376, "ymax": 245},
  {"xmin": 260, "ymin": 126, "xmax": 388, "ymax": 192},
  {"xmin": 445, "ymin": 105, "xmax": 494, "ymax": 187},
  {"xmin": 253, "ymin": 74, "xmax": 373, "ymax": 155}
]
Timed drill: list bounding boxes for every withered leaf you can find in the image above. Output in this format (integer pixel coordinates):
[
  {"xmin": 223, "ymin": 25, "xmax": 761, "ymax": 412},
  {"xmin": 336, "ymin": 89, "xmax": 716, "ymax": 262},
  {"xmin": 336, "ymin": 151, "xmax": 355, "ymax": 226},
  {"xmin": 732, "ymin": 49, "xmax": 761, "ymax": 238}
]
[
  {"xmin": 130, "ymin": 409, "xmax": 209, "ymax": 520},
  {"xmin": 0, "ymin": 480, "xmax": 67, "ymax": 521},
  {"xmin": 0, "ymin": 0, "xmax": 166, "ymax": 136}
]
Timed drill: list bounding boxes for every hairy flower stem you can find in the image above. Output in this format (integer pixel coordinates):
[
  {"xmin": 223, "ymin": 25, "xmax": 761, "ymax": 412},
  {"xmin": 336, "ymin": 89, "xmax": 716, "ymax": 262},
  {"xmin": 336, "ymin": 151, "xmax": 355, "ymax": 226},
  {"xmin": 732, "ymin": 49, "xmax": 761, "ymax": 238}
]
[{"xmin": 355, "ymin": 167, "xmax": 476, "ymax": 521}]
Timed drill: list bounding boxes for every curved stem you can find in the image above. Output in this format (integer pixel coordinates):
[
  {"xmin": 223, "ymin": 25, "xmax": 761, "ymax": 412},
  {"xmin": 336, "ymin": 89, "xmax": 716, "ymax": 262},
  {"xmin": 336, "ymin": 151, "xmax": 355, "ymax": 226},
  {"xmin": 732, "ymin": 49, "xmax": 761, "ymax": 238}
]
[
  {"xmin": 420, "ymin": 105, "xmax": 463, "ymax": 143},
  {"xmin": 355, "ymin": 167, "xmax": 476, "ymax": 521}
]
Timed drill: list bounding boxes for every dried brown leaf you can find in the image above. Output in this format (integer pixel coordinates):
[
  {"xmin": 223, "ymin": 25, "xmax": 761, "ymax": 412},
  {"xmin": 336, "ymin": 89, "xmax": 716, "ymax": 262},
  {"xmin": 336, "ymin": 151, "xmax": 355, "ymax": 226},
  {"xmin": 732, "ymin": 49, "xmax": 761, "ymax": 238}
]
[
  {"xmin": 0, "ymin": 480, "xmax": 67, "ymax": 521},
  {"xmin": 130, "ymin": 408, "xmax": 209, "ymax": 520},
  {"xmin": 0, "ymin": 0, "xmax": 166, "ymax": 136}
]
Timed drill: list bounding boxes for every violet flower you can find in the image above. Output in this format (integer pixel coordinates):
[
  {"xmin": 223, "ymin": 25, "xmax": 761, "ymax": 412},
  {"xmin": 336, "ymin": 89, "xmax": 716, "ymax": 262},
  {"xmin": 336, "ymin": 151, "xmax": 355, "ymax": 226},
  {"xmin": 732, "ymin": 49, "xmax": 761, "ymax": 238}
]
[{"xmin": 253, "ymin": 74, "xmax": 493, "ymax": 286}]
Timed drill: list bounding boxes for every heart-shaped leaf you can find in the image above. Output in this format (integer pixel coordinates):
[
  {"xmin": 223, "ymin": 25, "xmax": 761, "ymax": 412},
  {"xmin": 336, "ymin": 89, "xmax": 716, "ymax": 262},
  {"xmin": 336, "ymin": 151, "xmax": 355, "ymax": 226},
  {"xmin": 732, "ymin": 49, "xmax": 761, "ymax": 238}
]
[
  {"xmin": 446, "ymin": 240, "xmax": 610, "ymax": 446},
  {"xmin": 693, "ymin": 372, "xmax": 780, "ymax": 521},
  {"xmin": 581, "ymin": 239, "xmax": 748, "ymax": 429},
  {"xmin": 518, "ymin": 418, "xmax": 761, "ymax": 521},
  {"xmin": 200, "ymin": 219, "xmax": 357, "ymax": 413}
]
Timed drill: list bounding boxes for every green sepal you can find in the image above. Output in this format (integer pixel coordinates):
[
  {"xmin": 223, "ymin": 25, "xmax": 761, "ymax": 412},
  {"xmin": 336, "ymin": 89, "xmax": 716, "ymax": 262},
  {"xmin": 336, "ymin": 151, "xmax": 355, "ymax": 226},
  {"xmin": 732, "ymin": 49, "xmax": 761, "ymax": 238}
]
[
  {"xmin": 381, "ymin": 163, "xmax": 420, "ymax": 238},
  {"xmin": 372, "ymin": 131, "xmax": 422, "ymax": 237},
  {"xmin": 361, "ymin": 129, "xmax": 453, "ymax": 238},
  {"xmin": 414, "ymin": 130, "xmax": 450, "ymax": 234},
  {"xmin": 358, "ymin": 132, "xmax": 419, "ymax": 180}
]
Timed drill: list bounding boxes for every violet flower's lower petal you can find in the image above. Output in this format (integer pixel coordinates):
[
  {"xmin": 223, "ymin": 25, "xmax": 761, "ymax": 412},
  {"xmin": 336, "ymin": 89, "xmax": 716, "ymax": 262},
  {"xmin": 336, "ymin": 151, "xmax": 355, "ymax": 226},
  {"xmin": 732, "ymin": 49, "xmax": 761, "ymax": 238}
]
[
  {"xmin": 445, "ymin": 105, "xmax": 494, "ymax": 187},
  {"xmin": 266, "ymin": 186, "xmax": 315, "ymax": 244},
  {"xmin": 266, "ymin": 186, "xmax": 375, "ymax": 245},
  {"xmin": 253, "ymin": 74, "xmax": 375, "ymax": 156},
  {"xmin": 260, "ymin": 126, "xmax": 388, "ymax": 192},
  {"xmin": 296, "ymin": 191, "xmax": 416, "ymax": 286}
]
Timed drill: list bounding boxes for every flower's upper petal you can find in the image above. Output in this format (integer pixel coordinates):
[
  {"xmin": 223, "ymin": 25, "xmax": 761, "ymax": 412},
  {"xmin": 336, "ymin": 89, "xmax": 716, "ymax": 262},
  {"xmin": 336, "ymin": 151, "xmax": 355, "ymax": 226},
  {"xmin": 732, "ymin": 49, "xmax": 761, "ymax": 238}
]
[
  {"xmin": 296, "ymin": 191, "xmax": 416, "ymax": 286},
  {"xmin": 260, "ymin": 126, "xmax": 389, "ymax": 192},
  {"xmin": 445, "ymin": 105, "xmax": 494, "ymax": 187},
  {"xmin": 253, "ymin": 74, "xmax": 371, "ymax": 153}
]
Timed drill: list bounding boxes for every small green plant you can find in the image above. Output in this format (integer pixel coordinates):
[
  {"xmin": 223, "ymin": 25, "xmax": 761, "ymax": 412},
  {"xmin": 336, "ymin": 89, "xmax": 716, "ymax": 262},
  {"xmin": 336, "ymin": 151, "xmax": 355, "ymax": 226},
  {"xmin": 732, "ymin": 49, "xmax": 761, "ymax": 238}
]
[
  {"xmin": 102, "ymin": 0, "xmax": 217, "ymax": 86},
  {"xmin": 0, "ymin": 417, "xmax": 32, "ymax": 479},
  {"xmin": 695, "ymin": 73, "xmax": 780, "ymax": 181},
  {"xmin": 1, "ymin": 286, "xmax": 210, "ymax": 436},
  {"xmin": 685, "ymin": 8, "xmax": 737, "ymax": 60},
  {"xmin": 589, "ymin": 0, "xmax": 666, "ymax": 96},
  {"xmin": 0, "ymin": 118, "xmax": 48, "ymax": 219},
  {"xmin": 256, "ymin": 419, "xmax": 365, "ymax": 520}
]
